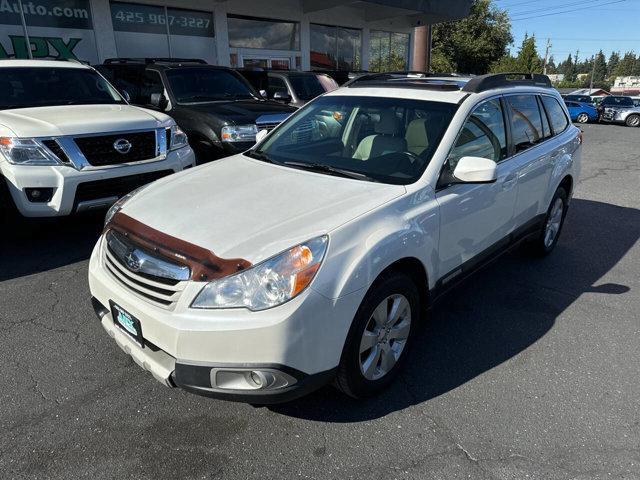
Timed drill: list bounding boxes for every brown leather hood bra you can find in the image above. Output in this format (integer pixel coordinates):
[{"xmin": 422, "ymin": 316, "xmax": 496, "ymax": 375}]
[{"xmin": 106, "ymin": 212, "xmax": 252, "ymax": 282}]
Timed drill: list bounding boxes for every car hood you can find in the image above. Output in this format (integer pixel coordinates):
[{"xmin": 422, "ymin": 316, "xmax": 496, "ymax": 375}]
[
  {"xmin": 0, "ymin": 104, "xmax": 170, "ymax": 137},
  {"xmin": 121, "ymin": 155, "xmax": 405, "ymax": 263},
  {"xmin": 181, "ymin": 100, "xmax": 296, "ymax": 125}
]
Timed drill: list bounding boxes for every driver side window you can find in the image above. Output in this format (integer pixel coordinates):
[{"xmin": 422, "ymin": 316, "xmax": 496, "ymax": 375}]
[{"xmin": 446, "ymin": 99, "xmax": 507, "ymax": 172}]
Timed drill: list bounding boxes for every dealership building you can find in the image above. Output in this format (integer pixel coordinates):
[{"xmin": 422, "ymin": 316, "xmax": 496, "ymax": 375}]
[{"xmin": 1, "ymin": 0, "xmax": 471, "ymax": 71}]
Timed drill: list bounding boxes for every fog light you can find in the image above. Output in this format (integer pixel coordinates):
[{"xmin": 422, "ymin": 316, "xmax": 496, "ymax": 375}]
[
  {"xmin": 211, "ymin": 368, "xmax": 295, "ymax": 391},
  {"xmin": 25, "ymin": 187, "xmax": 54, "ymax": 203}
]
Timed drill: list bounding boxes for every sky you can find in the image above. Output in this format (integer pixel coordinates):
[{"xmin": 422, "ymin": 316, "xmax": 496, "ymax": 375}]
[{"xmin": 497, "ymin": 0, "xmax": 640, "ymax": 63}]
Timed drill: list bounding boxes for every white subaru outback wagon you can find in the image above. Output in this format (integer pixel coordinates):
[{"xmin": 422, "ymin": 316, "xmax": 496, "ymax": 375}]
[
  {"xmin": 0, "ymin": 60, "xmax": 195, "ymax": 220},
  {"xmin": 89, "ymin": 73, "xmax": 582, "ymax": 403}
]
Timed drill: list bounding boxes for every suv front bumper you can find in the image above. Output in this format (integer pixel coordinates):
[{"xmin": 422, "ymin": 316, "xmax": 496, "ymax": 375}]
[
  {"xmin": 88, "ymin": 235, "xmax": 361, "ymax": 403},
  {"xmin": 1, "ymin": 146, "xmax": 195, "ymax": 217}
]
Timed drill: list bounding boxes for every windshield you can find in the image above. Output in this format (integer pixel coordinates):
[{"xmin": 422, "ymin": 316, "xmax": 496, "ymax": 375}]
[
  {"xmin": 289, "ymin": 75, "xmax": 326, "ymax": 101},
  {"xmin": 166, "ymin": 68, "xmax": 256, "ymax": 103},
  {"xmin": 248, "ymin": 96, "xmax": 456, "ymax": 185},
  {"xmin": 0, "ymin": 67, "xmax": 125, "ymax": 110}
]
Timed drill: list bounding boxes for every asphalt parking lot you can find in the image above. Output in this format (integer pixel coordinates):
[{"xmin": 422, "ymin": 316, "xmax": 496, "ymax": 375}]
[{"xmin": 1, "ymin": 123, "xmax": 639, "ymax": 480}]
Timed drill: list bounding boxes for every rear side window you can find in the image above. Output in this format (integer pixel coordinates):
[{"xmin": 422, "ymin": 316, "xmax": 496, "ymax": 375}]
[
  {"xmin": 537, "ymin": 97, "xmax": 552, "ymax": 139},
  {"xmin": 505, "ymin": 95, "xmax": 543, "ymax": 153},
  {"xmin": 541, "ymin": 96, "xmax": 569, "ymax": 135}
]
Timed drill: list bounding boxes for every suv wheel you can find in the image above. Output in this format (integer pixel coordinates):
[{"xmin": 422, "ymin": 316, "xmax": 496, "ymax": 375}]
[
  {"xmin": 576, "ymin": 113, "xmax": 589, "ymax": 124},
  {"xmin": 526, "ymin": 187, "xmax": 568, "ymax": 256},
  {"xmin": 626, "ymin": 114, "xmax": 640, "ymax": 128},
  {"xmin": 334, "ymin": 271, "xmax": 419, "ymax": 398}
]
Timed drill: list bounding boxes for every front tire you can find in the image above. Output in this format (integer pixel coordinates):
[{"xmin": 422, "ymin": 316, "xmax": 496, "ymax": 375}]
[
  {"xmin": 576, "ymin": 112, "xmax": 589, "ymax": 124},
  {"xmin": 334, "ymin": 271, "xmax": 419, "ymax": 399},
  {"xmin": 526, "ymin": 187, "xmax": 568, "ymax": 256},
  {"xmin": 626, "ymin": 114, "xmax": 640, "ymax": 128}
]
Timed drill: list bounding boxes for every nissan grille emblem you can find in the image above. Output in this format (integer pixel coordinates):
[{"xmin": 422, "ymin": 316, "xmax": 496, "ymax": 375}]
[
  {"xmin": 125, "ymin": 251, "xmax": 141, "ymax": 272},
  {"xmin": 113, "ymin": 138, "xmax": 132, "ymax": 154}
]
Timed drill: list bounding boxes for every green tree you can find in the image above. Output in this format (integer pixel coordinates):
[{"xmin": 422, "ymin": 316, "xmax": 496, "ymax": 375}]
[
  {"xmin": 591, "ymin": 50, "xmax": 608, "ymax": 84},
  {"xmin": 516, "ymin": 34, "xmax": 542, "ymax": 72},
  {"xmin": 607, "ymin": 51, "xmax": 620, "ymax": 78},
  {"xmin": 614, "ymin": 52, "xmax": 637, "ymax": 76},
  {"xmin": 431, "ymin": 0, "xmax": 512, "ymax": 74}
]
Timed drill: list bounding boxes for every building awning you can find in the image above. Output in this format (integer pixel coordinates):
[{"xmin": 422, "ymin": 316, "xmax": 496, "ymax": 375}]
[{"xmin": 301, "ymin": 0, "xmax": 473, "ymax": 27}]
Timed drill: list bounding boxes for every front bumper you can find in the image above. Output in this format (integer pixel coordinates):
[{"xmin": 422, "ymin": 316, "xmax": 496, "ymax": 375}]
[
  {"xmin": 88, "ymin": 236, "xmax": 361, "ymax": 403},
  {"xmin": 1, "ymin": 146, "xmax": 195, "ymax": 217}
]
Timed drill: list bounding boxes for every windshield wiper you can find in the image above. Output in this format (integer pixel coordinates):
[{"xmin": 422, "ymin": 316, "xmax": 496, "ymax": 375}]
[
  {"xmin": 245, "ymin": 150, "xmax": 276, "ymax": 163},
  {"xmin": 281, "ymin": 161, "xmax": 374, "ymax": 181}
]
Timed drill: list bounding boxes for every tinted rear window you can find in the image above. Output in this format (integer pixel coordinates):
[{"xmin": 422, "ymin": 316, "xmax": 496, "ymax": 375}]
[
  {"xmin": 505, "ymin": 95, "xmax": 544, "ymax": 153},
  {"xmin": 541, "ymin": 96, "xmax": 569, "ymax": 135}
]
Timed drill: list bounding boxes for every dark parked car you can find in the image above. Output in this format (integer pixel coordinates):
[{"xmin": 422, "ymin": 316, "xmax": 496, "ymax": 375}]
[
  {"xmin": 238, "ymin": 70, "xmax": 339, "ymax": 108},
  {"xmin": 96, "ymin": 59, "xmax": 296, "ymax": 163}
]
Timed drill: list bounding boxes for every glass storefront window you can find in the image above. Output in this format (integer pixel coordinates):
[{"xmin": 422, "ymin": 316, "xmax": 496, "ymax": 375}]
[
  {"xmin": 370, "ymin": 30, "xmax": 410, "ymax": 72},
  {"xmin": 228, "ymin": 15, "xmax": 299, "ymax": 50},
  {"xmin": 310, "ymin": 24, "xmax": 361, "ymax": 71}
]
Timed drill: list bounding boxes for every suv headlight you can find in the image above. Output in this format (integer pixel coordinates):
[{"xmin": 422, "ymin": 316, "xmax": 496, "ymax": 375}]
[
  {"xmin": 168, "ymin": 125, "xmax": 188, "ymax": 151},
  {"xmin": 191, "ymin": 235, "xmax": 328, "ymax": 311},
  {"xmin": 104, "ymin": 185, "xmax": 147, "ymax": 227},
  {"xmin": 0, "ymin": 137, "xmax": 61, "ymax": 166},
  {"xmin": 221, "ymin": 124, "xmax": 258, "ymax": 143}
]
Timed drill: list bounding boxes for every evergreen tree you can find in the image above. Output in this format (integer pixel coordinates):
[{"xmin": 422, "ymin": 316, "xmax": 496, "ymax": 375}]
[
  {"xmin": 614, "ymin": 52, "xmax": 637, "ymax": 76},
  {"xmin": 607, "ymin": 52, "xmax": 620, "ymax": 78},
  {"xmin": 516, "ymin": 34, "xmax": 542, "ymax": 73},
  {"xmin": 591, "ymin": 50, "xmax": 607, "ymax": 84}
]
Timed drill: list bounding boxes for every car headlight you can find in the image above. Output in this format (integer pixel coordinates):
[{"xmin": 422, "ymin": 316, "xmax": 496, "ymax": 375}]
[
  {"xmin": 221, "ymin": 124, "xmax": 258, "ymax": 143},
  {"xmin": 191, "ymin": 235, "xmax": 328, "ymax": 311},
  {"xmin": 168, "ymin": 125, "xmax": 188, "ymax": 151},
  {"xmin": 0, "ymin": 137, "xmax": 61, "ymax": 166},
  {"xmin": 104, "ymin": 185, "xmax": 147, "ymax": 227}
]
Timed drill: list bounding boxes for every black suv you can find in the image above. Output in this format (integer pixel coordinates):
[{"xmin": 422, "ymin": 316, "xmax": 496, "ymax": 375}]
[
  {"xmin": 239, "ymin": 70, "xmax": 338, "ymax": 108},
  {"xmin": 96, "ymin": 59, "xmax": 296, "ymax": 163}
]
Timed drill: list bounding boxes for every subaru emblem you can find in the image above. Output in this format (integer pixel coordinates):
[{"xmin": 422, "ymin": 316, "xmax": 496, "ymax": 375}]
[
  {"xmin": 125, "ymin": 251, "xmax": 141, "ymax": 272},
  {"xmin": 113, "ymin": 138, "xmax": 132, "ymax": 154}
]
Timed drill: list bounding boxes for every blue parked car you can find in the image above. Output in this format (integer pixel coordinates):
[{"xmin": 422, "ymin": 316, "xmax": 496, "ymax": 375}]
[{"xmin": 564, "ymin": 101, "xmax": 598, "ymax": 124}]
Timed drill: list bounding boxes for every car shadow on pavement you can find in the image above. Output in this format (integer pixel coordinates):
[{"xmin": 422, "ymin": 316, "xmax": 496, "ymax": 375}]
[
  {"xmin": 0, "ymin": 213, "xmax": 104, "ymax": 281},
  {"xmin": 270, "ymin": 198, "xmax": 639, "ymax": 422}
]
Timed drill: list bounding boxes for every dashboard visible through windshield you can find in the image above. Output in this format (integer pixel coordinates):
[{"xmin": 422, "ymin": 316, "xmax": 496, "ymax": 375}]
[{"xmin": 247, "ymin": 95, "xmax": 456, "ymax": 185}]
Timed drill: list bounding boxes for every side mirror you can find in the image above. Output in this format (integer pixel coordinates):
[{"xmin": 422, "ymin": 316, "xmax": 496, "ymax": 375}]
[
  {"xmin": 452, "ymin": 156, "xmax": 498, "ymax": 183},
  {"xmin": 120, "ymin": 89, "xmax": 131, "ymax": 102},
  {"xmin": 150, "ymin": 92, "xmax": 168, "ymax": 110},
  {"xmin": 259, "ymin": 89, "xmax": 268, "ymax": 99},
  {"xmin": 255, "ymin": 129, "xmax": 269, "ymax": 144},
  {"xmin": 273, "ymin": 91, "xmax": 292, "ymax": 103}
]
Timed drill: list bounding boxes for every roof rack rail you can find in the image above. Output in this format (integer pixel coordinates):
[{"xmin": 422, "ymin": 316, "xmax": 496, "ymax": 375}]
[
  {"xmin": 347, "ymin": 79, "xmax": 462, "ymax": 91},
  {"xmin": 462, "ymin": 72, "xmax": 551, "ymax": 93},
  {"xmin": 344, "ymin": 71, "xmax": 464, "ymax": 87},
  {"xmin": 103, "ymin": 58, "xmax": 207, "ymax": 65}
]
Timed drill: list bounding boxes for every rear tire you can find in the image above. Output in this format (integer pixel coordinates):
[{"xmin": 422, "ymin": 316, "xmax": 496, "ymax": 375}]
[
  {"xmin": 0, "ymin": 177, "xmax": 19, "ymax": 227},
  {"xmin": 576, "ymin": 112, "xmax": 589, "ymax": 124},
  {"xmin": 334, "ymin": 271, "xmax": 419, "ymax": 399},
  {"xmin": 626, "ymin": 114, "xmax": 640, "ymax": 128},
  {"xmin": 525, "ymin": 187, "xmax": 568, "ymax": 257}
]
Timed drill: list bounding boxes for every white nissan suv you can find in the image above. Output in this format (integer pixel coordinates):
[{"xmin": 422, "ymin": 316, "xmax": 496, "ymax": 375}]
[
  {"xmin": 88, "ymin": 73, "xmax": 581, "ymax": 403},
  {"xmin": 0, "ymin": 60, "xmax": 195, "ymax": 220}
]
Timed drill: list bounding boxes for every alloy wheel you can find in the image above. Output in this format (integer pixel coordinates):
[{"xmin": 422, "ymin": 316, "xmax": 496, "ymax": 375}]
[
  {"xmin": 577, "ymin": 113, "xmax": 589, "ymax": 124},
  {"xmin": 627, "ymin": 115, "xmax": 640, "ymax": 127},
  {"xmin": 359, "ymin": 294, "xmax": 411, "ymax": 381},
  {"xmin": 544, "ymin": 197, "xmax": 564, "ymax": 248}
]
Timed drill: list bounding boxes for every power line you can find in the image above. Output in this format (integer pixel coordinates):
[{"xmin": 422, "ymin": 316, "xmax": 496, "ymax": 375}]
[
  {"xmin": 510, "ymin": 0, "xmax": 627, "ymax": 20},
  {"xmin": 509, "ymin": 0, "xmax": 621, "ymax": 16}
]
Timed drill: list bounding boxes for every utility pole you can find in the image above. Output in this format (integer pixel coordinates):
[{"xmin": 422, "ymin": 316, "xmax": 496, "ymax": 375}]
[{"xmin": 543, "ymin": 38, "xmax": 551, "ymax": 75}]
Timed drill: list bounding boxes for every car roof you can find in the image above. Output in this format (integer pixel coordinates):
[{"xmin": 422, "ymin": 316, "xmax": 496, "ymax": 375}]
[
  {"xmin": 0, "ymin": 59, "xmax": 89, "ymax": 69},
  {"xmin": 324, "ymin": 85, "xmax": 469, "ymax": 104}
]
